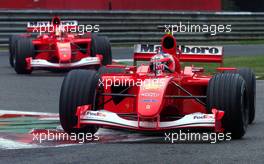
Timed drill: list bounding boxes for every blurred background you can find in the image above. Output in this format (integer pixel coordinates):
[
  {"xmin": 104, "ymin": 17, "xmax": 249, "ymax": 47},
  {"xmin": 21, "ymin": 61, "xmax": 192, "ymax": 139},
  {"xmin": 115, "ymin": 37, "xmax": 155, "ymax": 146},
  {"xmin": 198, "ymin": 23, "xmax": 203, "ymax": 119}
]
[{"xmin": 0, "ymin": 0, "xmax": 263, "ymax": 11}]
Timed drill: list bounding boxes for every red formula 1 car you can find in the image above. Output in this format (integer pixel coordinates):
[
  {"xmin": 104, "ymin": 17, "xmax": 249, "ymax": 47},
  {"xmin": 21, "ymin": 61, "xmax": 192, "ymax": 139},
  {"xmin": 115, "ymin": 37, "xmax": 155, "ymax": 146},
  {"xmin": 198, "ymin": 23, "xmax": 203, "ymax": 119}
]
[
  {"xmin": 9, "ymin": 16, "xmax": 111, "ymax": 74},
  {"xmin": 59, "ymin": 34, "xmax": 256, "ymax": 139}
]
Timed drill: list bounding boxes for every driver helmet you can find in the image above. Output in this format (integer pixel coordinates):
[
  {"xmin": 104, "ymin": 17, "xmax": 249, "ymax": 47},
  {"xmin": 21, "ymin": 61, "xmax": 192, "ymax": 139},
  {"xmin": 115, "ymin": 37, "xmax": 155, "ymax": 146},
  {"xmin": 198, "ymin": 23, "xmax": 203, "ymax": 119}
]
[{"xmin": 150, "ymin": 52, "xmax": 175, "ymax": 74}]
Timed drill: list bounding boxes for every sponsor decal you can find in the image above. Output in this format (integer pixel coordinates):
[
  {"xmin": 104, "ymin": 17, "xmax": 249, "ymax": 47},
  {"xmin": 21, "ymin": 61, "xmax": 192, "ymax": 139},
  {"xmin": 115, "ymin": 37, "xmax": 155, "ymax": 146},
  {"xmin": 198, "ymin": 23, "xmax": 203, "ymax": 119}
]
[
  {"xmin": 60, "ymin": 20, "xmax": 78, "ymax": 26},
  {"xmin": 27, "ymin": 20, "xmax": 78, "ymax": 28},
  {"xmin": 140, "ymin": 44, "xmax": 162, "ymax": 53},
  {"xmin": 193, "ymin": 115, "xmax": 214, "ymax": 119},
  {"xmin": 135, "ymin": 44, "xmax": 222, "ymax": 56},
  {"xmin": 27, "ymin": 21, "xmax": 50, "ymax": 27},
  {"xmin": 141, "ymin": 92, "xmax": 160, "ymax": 97},
  {"xmin": 145, "ymin": 104, "xmax": 151, "ymax": 110},
  {"xmin": 179, "ymin": 45, "xmax": 221, "ymax": 55},
  {"xmin": 142, "ymin": 99, "xmax": 158, "ymax": 103},
  {"xmin": 87, "ymin": 111, "xmax": 106, "ymax": 117}
]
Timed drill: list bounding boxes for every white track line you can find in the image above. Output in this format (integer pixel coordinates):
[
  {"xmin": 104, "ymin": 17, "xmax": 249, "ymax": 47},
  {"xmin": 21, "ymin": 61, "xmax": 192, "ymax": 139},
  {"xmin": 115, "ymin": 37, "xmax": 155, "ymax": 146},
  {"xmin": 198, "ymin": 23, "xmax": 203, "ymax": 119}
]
[
  {"xmin": 0, "ymin": 110, "xmax": 58, "ymax": 117},
  {"xmin": 0, "ymin": 138, "xmax": 41, "ymax": 149}
]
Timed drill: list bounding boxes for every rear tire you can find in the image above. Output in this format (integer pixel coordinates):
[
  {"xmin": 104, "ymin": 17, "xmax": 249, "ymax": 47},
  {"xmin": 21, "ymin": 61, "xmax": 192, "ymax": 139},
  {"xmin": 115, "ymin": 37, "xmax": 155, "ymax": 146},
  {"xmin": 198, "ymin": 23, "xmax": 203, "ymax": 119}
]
[
  {"xmin": 9, "ymin": 35, "xmax": 21, "ymax": 67},
  {"xmin": 237, "ymin": 68, "xmax": 256, "ymax": 124},
  {"xmin": 207, "ymin": 73, "xmax": 249, "ymax": 139},
  {"xmin": 14, "ymin": 38, "xmax": 34, "ymax": 74},
  {"xmin": 225, "ymin": 68, "xmax": 256, "ymax": 124},
  {"xmin": 59, "ymin": 69, "xmax": 100, "ymax": 134},
  {"xmin": 91, "ymin": 35, "xmax": 112, "ymax": 65}
]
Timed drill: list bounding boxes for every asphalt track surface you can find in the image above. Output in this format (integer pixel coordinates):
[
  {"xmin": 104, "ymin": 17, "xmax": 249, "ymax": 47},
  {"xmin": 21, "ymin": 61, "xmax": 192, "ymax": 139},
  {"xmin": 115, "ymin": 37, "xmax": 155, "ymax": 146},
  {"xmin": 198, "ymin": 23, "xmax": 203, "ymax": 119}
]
[{"xmin": 0, "ymin": 50, "xmax": 263, "ymax": 163}]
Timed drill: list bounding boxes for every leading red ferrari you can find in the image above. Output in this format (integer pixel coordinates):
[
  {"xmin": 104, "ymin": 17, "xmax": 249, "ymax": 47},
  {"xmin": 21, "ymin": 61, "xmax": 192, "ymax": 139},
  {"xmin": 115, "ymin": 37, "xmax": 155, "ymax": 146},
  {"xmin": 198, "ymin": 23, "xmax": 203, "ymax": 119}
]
[{"xmin": 59, "ymin": 34, "xmax": 256, "ymax": 139}]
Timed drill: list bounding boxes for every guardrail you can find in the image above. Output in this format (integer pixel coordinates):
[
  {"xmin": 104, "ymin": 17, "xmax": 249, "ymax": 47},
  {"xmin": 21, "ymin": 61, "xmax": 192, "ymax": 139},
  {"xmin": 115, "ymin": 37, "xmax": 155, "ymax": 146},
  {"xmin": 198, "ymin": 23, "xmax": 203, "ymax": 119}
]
[{"xmin": 0, "ymin": 10, "xmax": 264, "ymax": 47}]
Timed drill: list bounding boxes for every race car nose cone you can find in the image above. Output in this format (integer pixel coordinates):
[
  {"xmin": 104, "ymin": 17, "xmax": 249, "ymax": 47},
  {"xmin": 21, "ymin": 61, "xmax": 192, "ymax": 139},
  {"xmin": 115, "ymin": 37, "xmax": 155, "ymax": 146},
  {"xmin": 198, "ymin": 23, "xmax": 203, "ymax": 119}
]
[
  {"xmin": 137, "ymin": 78, "xmax": 168, "ymax": 117},
  {"xmin": 57, "ymin": 42, "xmax": 72, "ymax": 63},
  {"xmin": 138, "ymin": 101, "xmax": 160, "ymax": 118}
]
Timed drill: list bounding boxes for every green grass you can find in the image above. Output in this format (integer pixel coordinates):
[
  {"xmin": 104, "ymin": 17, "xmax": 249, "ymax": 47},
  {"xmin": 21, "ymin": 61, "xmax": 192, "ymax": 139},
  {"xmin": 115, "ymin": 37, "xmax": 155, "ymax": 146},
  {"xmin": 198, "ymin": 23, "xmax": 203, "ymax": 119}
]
[
  {"xmin": 193, "ymin": 55, "xmax": 264, "ymax": 79},
  {"xmin": 118, "ymin": 55, "xmax": 264, "ymax": 79},
  {"xmin": 226, "ymin": 40, "xmax": 264, "ymax": 45},
  {"xmin": 0, "ymin": 47, "xmax": 7, "ymax": 51}
]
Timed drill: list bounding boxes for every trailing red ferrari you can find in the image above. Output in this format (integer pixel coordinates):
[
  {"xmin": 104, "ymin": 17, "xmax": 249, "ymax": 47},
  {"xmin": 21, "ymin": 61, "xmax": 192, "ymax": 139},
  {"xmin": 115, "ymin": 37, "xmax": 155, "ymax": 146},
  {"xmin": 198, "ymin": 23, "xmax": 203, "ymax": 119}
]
[
  {"xmin": 59, "ymin": 34, "xmax": 256, "ymax": 139},
  {"xmin": 9, "ymin": 16, "xmax": 111, "ymax": 74}
]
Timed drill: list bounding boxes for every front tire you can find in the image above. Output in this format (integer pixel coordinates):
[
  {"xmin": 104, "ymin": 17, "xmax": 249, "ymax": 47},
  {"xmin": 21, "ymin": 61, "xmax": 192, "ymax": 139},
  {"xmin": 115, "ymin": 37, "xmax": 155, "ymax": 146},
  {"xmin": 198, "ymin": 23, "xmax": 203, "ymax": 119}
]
[
  {"xmin": 207, "ymin": 73, "xmax": 249, "ymax": 139},
  {"xmin": 59, "ymin": 69, "xmax": 100, "ymax": 134},
  {"xmin": 14, "ymin": 38, "xmax": 34, "ymax": 74}
]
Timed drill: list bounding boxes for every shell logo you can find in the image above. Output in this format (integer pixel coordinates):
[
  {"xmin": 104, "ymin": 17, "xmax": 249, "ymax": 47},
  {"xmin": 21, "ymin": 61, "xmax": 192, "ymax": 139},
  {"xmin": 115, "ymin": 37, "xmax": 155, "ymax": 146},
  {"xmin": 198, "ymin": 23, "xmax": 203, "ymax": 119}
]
[{"xmin": 145, "ymin": 104, "xmax": 151, "ymax": 110}]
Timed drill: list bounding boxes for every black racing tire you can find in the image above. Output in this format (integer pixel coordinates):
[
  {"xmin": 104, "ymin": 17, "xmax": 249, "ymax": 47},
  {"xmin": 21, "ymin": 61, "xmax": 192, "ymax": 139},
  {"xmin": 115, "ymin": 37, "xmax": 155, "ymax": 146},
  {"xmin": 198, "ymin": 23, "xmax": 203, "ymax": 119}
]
[
  {"xmin": 98, "ymin": 66, "xmax": 126, "ymax": 75},
  {"xmin": 14, "ymin": 38, "xmax": 34, "ymax": 74},
  {"xmin": 237, "ymin": 68, "xmax": 256, "ymax": 124},
  {"xmin": 59, "ymin": 69, "xmax": 100, "ymax": 134},
  {"xmin": 91, "ymin": 35, "xmax": 112, "ymax": 65},
  {"xmin": 90, "ymin": 34, "xmax": 97, "ymax": 57},
  {"xmin": 206, "ymin": 73, "xmax": 249, "ymax": 139},
  {"xmin": 9, "ymin": 35, "xmax": 22, "ymax": 67},
  {"xmin": 224, "ymin": 68, "xmax": 256, "ymax": 124}
]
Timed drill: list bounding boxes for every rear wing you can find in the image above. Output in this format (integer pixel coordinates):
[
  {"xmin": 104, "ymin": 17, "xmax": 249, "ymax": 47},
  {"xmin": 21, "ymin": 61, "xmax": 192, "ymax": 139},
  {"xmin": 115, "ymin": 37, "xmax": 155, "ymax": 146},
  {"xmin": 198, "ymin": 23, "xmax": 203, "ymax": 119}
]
[
  {"xmin": 134, "ymin": 44, "xmax": 223, "ymax": 64},
  {"xmin": 27, "ymin": 20, "xmax": 78, "ymax": 33}
]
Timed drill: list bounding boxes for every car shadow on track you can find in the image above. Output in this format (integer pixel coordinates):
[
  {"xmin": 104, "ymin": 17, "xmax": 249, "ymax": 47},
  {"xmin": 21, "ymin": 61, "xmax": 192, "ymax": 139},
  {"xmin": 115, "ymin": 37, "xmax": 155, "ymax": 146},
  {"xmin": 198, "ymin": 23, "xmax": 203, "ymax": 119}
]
[
  {"xmin": 29, "ymin": 71, "xmax": 67, "ymax": 77},
  {"xmin": 5, "ymin": 71, "xmax": 68, "ymax": 77}
]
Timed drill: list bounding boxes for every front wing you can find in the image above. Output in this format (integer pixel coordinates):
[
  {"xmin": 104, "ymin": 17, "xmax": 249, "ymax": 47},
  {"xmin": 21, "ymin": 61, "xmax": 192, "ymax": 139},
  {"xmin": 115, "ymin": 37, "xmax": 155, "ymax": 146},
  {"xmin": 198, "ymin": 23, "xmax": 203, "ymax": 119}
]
[
  {"xmin": 26, "ymin": 57, "xmax": 101, "ymax": 69},
  {"xmin": 76, "ymin": 107, "xmax": 224, "ymax": 132}
]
